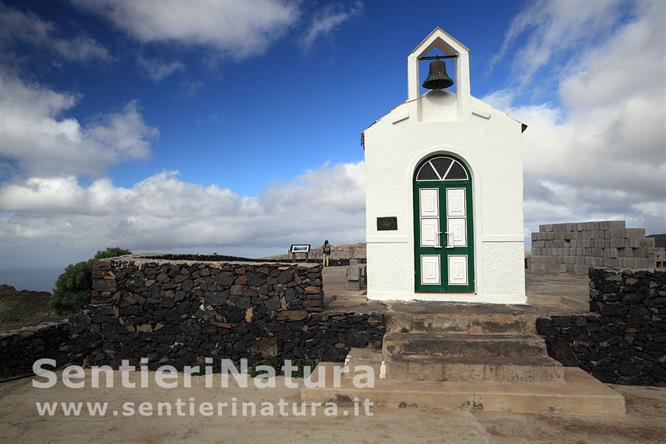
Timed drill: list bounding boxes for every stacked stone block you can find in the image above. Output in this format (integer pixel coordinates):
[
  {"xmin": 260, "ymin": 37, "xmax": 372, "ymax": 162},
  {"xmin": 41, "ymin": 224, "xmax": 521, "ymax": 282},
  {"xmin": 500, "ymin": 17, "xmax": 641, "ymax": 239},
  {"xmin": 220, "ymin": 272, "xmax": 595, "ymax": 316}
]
[{"xmin": 530, "ymin": 221, "xmax": 663, "ymax": 273}]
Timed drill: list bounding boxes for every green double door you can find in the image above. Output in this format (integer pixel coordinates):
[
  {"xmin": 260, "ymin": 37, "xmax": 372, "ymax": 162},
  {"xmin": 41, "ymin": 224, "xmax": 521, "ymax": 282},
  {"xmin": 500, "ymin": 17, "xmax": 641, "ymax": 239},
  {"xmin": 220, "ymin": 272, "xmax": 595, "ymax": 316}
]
[{"xmin": 413, "ymin": 156, "xmax": 475, "ymax": 293}]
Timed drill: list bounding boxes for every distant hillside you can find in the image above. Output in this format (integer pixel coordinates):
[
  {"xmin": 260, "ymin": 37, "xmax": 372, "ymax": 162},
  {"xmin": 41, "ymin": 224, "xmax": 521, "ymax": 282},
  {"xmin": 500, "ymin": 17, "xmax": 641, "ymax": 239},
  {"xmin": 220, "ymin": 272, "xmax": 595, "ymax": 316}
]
[
  {"xmin": 647, "ymin": 234, "xmax": 666, "ymax": 248},
  {"xmin": 263, "ymin": 242, "xmax": 366, "ymax": 261},
  {"xmin": 0, "ymin": 284, "xmax": 65, "ymax": 331}
]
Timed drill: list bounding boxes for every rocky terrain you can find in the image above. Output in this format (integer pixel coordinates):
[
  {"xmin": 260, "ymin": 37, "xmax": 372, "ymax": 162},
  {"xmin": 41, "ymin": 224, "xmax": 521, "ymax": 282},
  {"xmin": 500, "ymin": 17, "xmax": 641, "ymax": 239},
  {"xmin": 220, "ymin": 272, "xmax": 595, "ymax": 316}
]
[
  {"xmin": 0, "ymin": 284, "xmax": 65, "ymax": 331},
  {"xmin": 264, "ymin": 242, "xmax": 366, "ymax": 261}
]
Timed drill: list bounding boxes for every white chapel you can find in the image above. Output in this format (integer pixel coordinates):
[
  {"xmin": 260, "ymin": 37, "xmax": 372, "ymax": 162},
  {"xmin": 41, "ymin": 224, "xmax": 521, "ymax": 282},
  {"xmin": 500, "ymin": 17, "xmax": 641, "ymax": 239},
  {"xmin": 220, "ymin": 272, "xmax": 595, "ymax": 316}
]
[{"xmin": 362, "ymin": 27, "xmax": 527, "ymax": 304}]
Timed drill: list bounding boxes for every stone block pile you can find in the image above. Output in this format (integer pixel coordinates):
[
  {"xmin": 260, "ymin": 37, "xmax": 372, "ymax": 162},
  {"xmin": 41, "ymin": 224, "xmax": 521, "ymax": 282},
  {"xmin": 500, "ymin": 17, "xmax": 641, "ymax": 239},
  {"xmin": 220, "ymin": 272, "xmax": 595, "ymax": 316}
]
[
  {"xmin": 530, "ymin": 221, "xmax": 663, "ymax": 273},
  {"xmin": 345, "ymin": 259, "xmax": 367, "ymax": 291}
]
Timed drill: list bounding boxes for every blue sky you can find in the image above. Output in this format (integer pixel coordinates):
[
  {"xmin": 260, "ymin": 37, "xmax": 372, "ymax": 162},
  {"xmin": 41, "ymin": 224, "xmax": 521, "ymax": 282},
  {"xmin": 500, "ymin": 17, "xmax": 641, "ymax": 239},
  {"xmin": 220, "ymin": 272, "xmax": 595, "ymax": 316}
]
[
  {"xmin": 0, "ymin": 0, "xmax": 664, "ymax": 290},
  {"xmin": 6, "ymin": 0, "xmax": 525, "ymax": 193}
]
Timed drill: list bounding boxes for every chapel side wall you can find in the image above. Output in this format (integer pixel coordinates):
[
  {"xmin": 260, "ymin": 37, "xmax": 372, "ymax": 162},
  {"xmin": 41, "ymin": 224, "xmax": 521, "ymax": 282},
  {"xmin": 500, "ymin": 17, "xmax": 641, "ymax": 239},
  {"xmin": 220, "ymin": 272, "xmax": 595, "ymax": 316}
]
[{"xmin": 480, "ymin": 242, "xmax": 526, "ymax": 302}]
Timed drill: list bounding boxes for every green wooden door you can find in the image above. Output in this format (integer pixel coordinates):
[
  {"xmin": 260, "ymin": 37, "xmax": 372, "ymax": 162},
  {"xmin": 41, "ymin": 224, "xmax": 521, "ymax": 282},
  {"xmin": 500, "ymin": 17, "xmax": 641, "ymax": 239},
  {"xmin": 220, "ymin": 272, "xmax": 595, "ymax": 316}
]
[{"xmin": 413, "ymin": 156, "xmax": 475, "ymax": 293}]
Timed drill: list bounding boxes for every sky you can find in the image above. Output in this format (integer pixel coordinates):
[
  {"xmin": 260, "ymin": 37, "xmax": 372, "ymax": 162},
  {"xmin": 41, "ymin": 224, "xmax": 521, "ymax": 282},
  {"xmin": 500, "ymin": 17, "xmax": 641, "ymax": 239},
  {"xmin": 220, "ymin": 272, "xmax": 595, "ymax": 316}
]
[{"xmin": 0, "ymin": 0, "xmax": 664, "ymax": 290}]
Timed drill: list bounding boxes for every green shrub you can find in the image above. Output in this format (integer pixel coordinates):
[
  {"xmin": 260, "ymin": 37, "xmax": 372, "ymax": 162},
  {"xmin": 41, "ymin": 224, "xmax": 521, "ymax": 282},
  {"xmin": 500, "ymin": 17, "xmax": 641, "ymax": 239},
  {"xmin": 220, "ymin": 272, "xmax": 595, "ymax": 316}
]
[
  {"xmin": 94, "ymin": 247, "xmax": 131, "ymax": 260},
  {"xmin": 50, "ymin": 247, "xmax": 131, "ymax": 314}
]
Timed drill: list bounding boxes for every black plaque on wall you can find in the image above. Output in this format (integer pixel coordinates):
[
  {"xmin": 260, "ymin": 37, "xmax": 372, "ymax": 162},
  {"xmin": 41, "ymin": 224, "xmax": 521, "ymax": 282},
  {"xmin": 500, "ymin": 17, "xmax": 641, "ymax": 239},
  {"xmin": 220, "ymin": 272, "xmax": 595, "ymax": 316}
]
[{"xmin": 377, "ymin": 217, "xmax": 398, "ymax": 231}]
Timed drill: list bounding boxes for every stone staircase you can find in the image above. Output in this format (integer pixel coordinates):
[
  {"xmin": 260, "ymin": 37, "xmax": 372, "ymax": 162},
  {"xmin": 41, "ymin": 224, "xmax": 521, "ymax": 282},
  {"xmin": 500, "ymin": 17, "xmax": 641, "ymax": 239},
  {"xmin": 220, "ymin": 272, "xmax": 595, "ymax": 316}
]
[
  {"xmin": 379, "ymin": 311, "xmax": 564, "ymax": 383},
  {"xmin": 302, "ymin": 305, "xmax": 626, "ymax": 416}
]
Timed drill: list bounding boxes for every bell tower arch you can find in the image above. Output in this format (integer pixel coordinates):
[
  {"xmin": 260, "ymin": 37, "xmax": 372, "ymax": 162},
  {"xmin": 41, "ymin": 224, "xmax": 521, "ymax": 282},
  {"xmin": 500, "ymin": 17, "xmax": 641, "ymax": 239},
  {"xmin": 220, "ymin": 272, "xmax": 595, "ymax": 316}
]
[{"xmin": 407, "ymin": 27, "xmax": 471, "ymax": 118}]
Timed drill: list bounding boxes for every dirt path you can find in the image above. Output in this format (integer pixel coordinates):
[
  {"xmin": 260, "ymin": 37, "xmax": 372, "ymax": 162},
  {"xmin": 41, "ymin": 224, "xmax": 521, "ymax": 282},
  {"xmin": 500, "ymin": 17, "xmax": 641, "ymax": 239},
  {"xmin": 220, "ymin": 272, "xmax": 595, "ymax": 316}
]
[{"xmin": 1, "ymin": 372, "xmax": 665, "ymax": 443}]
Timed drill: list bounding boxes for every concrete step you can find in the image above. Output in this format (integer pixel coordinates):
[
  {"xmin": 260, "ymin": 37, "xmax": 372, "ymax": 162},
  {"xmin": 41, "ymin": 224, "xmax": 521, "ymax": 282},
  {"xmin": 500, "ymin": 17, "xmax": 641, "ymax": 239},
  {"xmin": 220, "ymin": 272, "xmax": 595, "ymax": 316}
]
[
  {"xmin": 386, "ymin": 355, "xmax": 564, "ymax": 383},
  {"xmin": 301, "ymin": 364, "xmax": 626, "ymax": 416},
  {"xmin": 383, "ymin": 332, "xmax": 549, "ymax": 359},
  {"xmin": 387, "ymin": 312, "xmax": 539, "ymax": 335},
  {"xmin": 527, "ymin": 294, "xmax": 589, "ymax": 312},
  {"xmin": 346, "ymin": 347, "xmax": 384, "ymax": 376},
  {"xmin": 347, "ymin": 348, "xmax": 563, "ymax": 383}
]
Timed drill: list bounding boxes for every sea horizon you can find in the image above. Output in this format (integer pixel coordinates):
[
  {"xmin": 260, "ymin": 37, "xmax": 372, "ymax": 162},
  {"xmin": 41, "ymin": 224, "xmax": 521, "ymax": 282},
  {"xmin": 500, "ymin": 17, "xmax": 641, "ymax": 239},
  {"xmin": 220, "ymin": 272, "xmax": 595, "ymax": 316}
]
[{"xmin": 0, "ymin": 270, "xmax": 61, "ymax": 293}]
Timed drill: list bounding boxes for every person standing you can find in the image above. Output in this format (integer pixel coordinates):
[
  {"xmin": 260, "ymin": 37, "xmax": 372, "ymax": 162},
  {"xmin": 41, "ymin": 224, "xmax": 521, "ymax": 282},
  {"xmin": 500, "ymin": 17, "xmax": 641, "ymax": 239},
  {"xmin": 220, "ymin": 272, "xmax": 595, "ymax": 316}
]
[{"xmin": 322, "ymin": 240, "xmax": 331, "ymax": 267}]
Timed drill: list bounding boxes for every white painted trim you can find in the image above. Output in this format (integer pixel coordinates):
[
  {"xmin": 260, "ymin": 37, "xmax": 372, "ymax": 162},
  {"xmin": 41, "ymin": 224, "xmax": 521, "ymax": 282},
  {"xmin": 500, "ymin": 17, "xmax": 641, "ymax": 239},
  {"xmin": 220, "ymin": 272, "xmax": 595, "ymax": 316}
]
[
  {"xmin": 472, "ymin": 109, "xmax": 491, "ymax": 119},
  {"xmin": 391, "ymin": 111, "xmax": 410, "ymax": 124},
  {"xmin": 365, "ymin": 290, "xmax": 527, "ymax": 304},
  {"xmin": 430, "ymin": 161, "xmax": 444, "ymax": 180},
  {"xmin": 442, "ymin": 159, "xmax": 455, "ymax": 180},
  {"xmin": 443, "ymin": 161, "xmax": 469, "ymax": 181},
  {"xmin": 411, "ymin": 27, "xmax": 470, "ymax": 53},
  {"xmin": 482, "ymin": 236, "xmax": 524, "ymax": 242},
  {"xmin": 416, "ymin": 162, "xmax": 439, "ymax": 181}
]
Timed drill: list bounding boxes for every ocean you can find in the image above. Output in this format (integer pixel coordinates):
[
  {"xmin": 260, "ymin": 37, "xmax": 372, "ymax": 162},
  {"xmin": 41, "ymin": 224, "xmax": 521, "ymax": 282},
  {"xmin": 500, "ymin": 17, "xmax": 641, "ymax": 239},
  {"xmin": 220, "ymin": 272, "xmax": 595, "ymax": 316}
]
[{"xmin": 0, "ymin": 270, "xmax": 61, "ymax": 292}]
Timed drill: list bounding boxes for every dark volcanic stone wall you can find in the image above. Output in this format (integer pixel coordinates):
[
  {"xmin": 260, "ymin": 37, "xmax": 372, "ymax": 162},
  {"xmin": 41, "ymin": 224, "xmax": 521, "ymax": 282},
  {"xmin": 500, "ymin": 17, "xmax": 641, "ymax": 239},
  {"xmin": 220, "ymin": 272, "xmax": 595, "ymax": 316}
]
[
  {"xmin": 537, "ymin": 268, "xmax": 666, "ymax": 386},
  {"xmin": 72, "ymin": 258, "xmax": 384, "ymax": 368},
  {"xmin": 0, "ymin": 321, "xmax": 71, "ymax": 378}
]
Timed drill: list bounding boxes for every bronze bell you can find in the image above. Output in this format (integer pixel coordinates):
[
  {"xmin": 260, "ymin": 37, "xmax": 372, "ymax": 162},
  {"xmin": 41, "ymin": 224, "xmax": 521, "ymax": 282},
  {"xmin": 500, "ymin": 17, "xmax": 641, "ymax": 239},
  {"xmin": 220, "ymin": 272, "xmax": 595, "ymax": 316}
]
[{"xmin": 423, "ymin": 59, "xmax": 453, "ymax": 90}]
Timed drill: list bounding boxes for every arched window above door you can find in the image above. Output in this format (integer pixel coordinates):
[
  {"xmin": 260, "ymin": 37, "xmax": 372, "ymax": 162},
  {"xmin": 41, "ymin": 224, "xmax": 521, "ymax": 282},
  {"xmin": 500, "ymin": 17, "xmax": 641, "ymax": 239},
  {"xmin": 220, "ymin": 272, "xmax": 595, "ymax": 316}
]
[{"xmin": 416, "ymin": 156, "xmax": 469, "ymax": 181}]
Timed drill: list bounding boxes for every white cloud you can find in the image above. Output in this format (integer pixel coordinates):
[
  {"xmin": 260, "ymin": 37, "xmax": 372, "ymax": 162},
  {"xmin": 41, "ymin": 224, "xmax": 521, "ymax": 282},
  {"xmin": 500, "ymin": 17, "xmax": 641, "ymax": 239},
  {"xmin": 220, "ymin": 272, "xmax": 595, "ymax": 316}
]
[
  {"xmin": 0, "ymin": 71, "xmax": 157, "ymax": 177},
  {"xmin": 480, "ymin": 88, "xmax": 516, "ymax": 111},
  {"xmin": 486, "ymin": 0, "xmax": 666, "ymax": 238},
  {"xmin": 0, "ymin": 3, "xmax": 109, "ymax": 62},
  {"xmin": 73, "ymin": 0, "xmax": 300, "ymax": 59},
  {"xmin": 180, "ymin": 80, "xmax": 204, "ymax": 98},
  {"xmin": 491, "ymin": 0, "xmax": 623, "ymax": 84},
  {"xmin": 300, "ymin": 1, "xmax": 363, "ymax": 51},
  {"xmin": 136, "ymin": 55, "xmax": 183, "ymax": 82},
  {"xmin": 0, "ymin": 162, "xmax": 366, "ymax": 269},
  {"xmin": 1, "ymin": 0, "xmax": 663, "ymax": 278}
]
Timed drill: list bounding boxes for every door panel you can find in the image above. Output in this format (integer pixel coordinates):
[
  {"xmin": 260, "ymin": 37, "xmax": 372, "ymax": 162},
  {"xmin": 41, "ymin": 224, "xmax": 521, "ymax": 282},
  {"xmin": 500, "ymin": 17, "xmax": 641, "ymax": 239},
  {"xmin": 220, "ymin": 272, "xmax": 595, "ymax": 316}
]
[
  {"xmin": 447, "ymin": 218, "xmax": 467, "ymax": 247},
  {"xmin": 420, "ymin": 255, "xmax": 441, "ymax": 285},
  {"xmin": 419, "ymin": 189, "xmax": 439, "ymax": 217},
  {"xmin": 420, "ymin": 218, "xmax": 440, "ymax": 247},
  {"xmin": 446, "ymin": 188, "xmax": 466, "ymax": 217},
  {"xmin": 448, "ymin": 255, "xmax": 468, "ymax": 285}
]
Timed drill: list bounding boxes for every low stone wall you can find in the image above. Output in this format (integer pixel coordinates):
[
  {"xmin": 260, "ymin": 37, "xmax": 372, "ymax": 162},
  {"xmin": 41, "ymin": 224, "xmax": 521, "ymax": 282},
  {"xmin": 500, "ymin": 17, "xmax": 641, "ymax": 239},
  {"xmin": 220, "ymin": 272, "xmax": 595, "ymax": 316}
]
[
  {"xmin": 72, "ymin": 256, "xmax": 385, "ymax": 368},
  {"xmin": 0, "ymin": 321, "xmax": 71, "ymax": 379},
  {"xmin": 538, "ymin": 268, "xmax": 666, "ymax": 386}
]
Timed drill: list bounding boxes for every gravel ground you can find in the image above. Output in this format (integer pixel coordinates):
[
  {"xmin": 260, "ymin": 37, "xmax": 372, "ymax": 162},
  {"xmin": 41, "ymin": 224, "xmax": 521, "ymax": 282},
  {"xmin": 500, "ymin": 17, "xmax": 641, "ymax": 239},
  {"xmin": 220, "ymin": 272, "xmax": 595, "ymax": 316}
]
[{"xmin": 0, "ymin": 372, "xmax": 665, "ymax": 444}]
